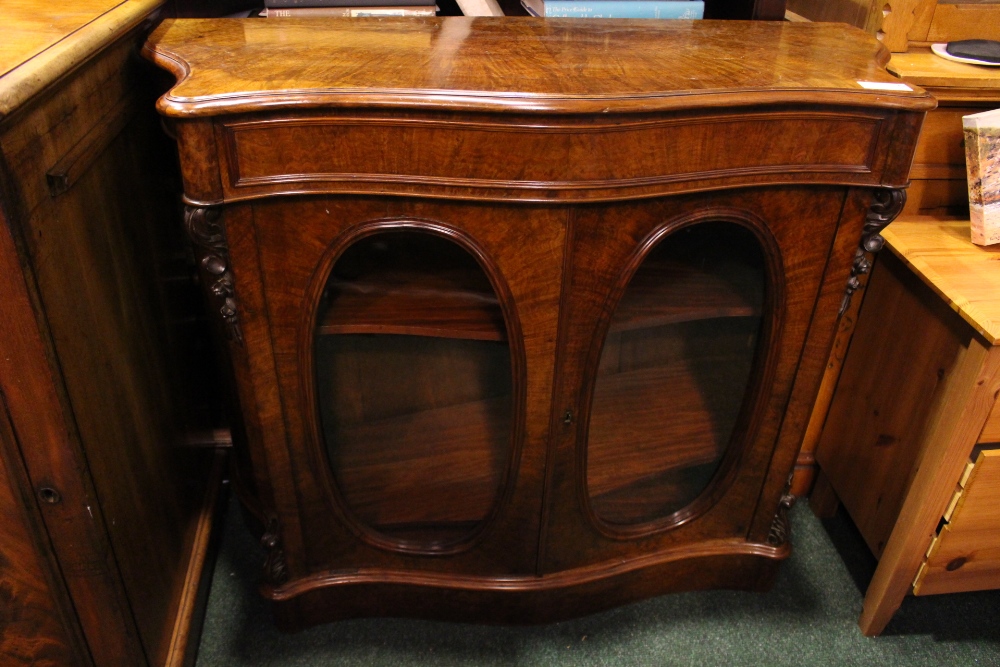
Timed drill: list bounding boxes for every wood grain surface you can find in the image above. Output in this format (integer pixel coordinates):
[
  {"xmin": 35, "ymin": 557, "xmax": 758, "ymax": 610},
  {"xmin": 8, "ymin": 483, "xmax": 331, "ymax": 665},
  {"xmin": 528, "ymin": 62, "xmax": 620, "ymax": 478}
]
[
  {"xmin": 815, "ymin": 250, "xmax": 970, "ymax": 558},
  {"xmin": 0, "ymin": 0, "xmax": 124, "ymax": 78},
  {"xmin": 888, "ymin": 51, "xmax": 1000, "ymax": 97},
  {"xmin": 914, "ymin": 448, "xmax": 1000, "ymax": 595},
  {"xmin": 884, "ymin": 217, "xmax": 1000, "ymax": 344},
  {"xmin": 0, "ymin": 399, "xmax": 83, "ymax": 667},
  {"xmin": 144, "ymin": 18, "xmax": 934, "ymax": 117},
  {"xmin": 0, "ymin": 0, "xmax": 165, "ymax": 120},
  {"xmin": 150, "ymin": 17, "xmax": 928, "ymax": 627},
  {"xmin": 0, "ymin": 1, "xmax": 222, "ymax": 664}
]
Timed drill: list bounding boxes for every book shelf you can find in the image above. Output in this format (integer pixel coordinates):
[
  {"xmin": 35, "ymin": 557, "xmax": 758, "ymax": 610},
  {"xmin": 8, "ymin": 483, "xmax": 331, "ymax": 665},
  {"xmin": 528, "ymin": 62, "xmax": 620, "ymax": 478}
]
[{"xmin": 494, "ymin": 0, "xmax": 785, "ymax": 17}]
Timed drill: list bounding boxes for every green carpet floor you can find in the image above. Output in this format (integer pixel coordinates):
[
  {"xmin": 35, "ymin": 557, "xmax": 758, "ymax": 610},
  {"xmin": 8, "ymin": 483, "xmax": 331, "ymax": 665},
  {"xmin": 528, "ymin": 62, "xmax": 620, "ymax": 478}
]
[{"xmin": 195, "ymin": 493, "xmax": 1000, "ymax": 666}]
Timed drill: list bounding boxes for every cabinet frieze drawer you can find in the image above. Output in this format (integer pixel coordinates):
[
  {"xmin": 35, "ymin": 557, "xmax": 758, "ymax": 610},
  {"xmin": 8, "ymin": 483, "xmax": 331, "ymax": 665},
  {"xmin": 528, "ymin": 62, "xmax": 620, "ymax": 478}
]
[{"xmin": 219, "ymin": 112, "xmax": 884, "ymax": 199}]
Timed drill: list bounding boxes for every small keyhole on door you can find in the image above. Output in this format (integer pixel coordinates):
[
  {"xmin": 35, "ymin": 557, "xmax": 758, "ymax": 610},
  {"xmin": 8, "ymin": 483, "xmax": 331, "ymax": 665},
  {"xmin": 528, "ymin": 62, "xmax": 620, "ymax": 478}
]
[
  {"xmin": 38, "ymin": 487, "xmax": 61, "ymax": 504},
  {"xmin": 563, "ymin": 410, "xmax": 573, "ymax": 424}
]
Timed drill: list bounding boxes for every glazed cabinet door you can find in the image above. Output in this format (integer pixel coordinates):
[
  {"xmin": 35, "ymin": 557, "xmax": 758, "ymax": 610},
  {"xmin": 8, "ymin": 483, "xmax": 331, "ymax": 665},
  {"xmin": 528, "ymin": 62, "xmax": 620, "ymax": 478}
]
[
  {"xmin": 539, "ymin": 187, "xmax": 850, "ymax": 573},
  {"xmin": 225, "ymin": 196, "xmax": 565, "ymax": 586}
]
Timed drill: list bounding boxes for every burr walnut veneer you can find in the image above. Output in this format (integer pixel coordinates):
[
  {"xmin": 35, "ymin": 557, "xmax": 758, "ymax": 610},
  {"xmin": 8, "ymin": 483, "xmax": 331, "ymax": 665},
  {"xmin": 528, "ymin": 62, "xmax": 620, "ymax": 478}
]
[{"xmin": 146, "ymin": 17, "xmax": 932, "ymax": 628}]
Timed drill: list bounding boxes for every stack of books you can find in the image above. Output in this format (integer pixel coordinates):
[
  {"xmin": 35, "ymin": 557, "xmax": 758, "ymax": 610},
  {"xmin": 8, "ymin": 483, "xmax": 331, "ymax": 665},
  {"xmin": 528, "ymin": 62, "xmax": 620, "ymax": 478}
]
[
  {"xmin": 262, "ymin": 0, "xmax": 437, "ymax": 18},
  {"xmin": 520, "ymin": 0, "xmax": 703, "ymax": 18}
]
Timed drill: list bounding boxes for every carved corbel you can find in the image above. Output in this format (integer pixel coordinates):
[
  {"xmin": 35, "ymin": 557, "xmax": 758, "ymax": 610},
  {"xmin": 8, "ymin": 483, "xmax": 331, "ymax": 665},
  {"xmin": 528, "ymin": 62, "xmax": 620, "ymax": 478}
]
[
  {"xmin": 767, "ymin": 474, "xmax": 797, "ymax": 547},
  {"xmin": 184, "ymin": 205, "xmax": 244, "ymax": 345},
  {"xmin": 839, "ymin": 188, "xmax": 906, "ymax": 316},
  {"xmin": 261, "ymin": 515, "xmax": 289, "ymax": 586}
]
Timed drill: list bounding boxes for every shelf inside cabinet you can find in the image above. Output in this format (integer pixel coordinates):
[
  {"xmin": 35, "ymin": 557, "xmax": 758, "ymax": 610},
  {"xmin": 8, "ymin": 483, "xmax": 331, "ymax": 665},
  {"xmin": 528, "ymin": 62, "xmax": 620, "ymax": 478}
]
[
  {"xmin": 318, "ymin": 233, "xmax": 507, "ymax": 341},
  {"xmin": 318, "ymin": 269, "xmax": 506, "ymax": 341},
  {"xmin": 610, "ymin": 256, "xmax": 763, "ymax": 333}
]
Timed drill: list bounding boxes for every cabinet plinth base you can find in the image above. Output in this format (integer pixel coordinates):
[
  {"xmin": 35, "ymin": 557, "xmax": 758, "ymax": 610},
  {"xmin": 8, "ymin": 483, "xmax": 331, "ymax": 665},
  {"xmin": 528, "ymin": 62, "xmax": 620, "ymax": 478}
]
[{"xmin": 265, "ymin": 541, "xmax": 790, "ymax": 631}]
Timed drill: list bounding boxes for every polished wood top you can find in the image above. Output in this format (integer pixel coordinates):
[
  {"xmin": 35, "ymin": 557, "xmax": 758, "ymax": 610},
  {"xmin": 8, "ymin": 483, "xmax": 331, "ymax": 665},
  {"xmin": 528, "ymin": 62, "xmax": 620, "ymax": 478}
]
[
  {"xmin": 884, "ymin": 217, "xmax": 1000, "ymax": 344},
  {"xmin": 145, "ymin": 18, "xmax": 935, "ymax": 117},
  {"xmin": 0, "ymin": 0, "xmax": 123, "ymax": 79},
  {"xmin": 0, "ymin": 0, "xmax": 164, "ymax": 121}
]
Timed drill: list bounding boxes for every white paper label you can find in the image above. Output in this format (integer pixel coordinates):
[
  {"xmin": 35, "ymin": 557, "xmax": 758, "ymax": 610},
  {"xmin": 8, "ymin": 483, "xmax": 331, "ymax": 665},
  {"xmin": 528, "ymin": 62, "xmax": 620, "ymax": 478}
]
[{"xmin": 857, "ymin": 81, "xmax": 913, "ymax": 91}]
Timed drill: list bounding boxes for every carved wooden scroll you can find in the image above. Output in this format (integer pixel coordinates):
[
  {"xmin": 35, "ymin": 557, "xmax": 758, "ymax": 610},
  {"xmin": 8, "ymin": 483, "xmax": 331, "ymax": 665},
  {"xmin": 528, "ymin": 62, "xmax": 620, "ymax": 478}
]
[
  {"xmin": 184, "ymin": 205, "xmax": 244, "ymax": 345},
  {"xmin": 840, "ymin": 188, "xmax": 906, "ymax": 316}
]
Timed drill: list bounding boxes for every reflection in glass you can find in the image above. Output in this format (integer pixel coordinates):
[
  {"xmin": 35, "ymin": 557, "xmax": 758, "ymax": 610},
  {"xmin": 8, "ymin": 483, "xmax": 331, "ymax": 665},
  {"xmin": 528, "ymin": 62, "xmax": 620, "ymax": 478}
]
[
  {"xmin": 587, "ymin": 222, "xmax": 766, "ymax": 526},
  {"xmin": 315, "ymin": 232, "xmax": 512, "ymax": 549}
]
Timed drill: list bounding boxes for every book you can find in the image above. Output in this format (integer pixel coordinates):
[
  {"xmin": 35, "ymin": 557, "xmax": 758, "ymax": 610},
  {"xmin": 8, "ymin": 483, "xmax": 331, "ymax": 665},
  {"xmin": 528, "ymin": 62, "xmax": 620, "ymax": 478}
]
[
  {"xmin": 520, "ymin": 0, "xmax": 703, "ymax": 18},
  {"xmin": 455, "ymin": 0, "xmax": 504, "ymax": 16},
  {"xmin": 963, "ymin": 108, "xmax": 1000, "ymax": 246},
  {"xmin": 262, "ymin": 5, "xmax": 437, "ymax": 15},
  {"xmin": 266, "ymin": 0, "xmax": 435, "ymax": 8}
]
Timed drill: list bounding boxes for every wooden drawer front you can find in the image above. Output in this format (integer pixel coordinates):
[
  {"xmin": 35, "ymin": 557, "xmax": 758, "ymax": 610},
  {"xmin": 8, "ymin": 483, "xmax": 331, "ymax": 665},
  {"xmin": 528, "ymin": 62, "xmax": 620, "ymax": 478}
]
[
  {"xmin": 909, "ymin": 107, "xmax": 977, "ymax": 180},
  {"xmin": 914, "ymin": 449, "xmax": 1000, "ymax": 596},
  {"xmin": 219, "ymin": 112, "xmax": 883, "ymax": 200}
]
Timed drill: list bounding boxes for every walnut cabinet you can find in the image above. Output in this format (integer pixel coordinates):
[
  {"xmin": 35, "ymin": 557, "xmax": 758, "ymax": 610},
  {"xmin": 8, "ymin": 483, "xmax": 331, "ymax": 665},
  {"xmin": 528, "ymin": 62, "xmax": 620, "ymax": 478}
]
[{"xmin": 145, "ymin": 18, "xmax": 932, "ymax": 629}]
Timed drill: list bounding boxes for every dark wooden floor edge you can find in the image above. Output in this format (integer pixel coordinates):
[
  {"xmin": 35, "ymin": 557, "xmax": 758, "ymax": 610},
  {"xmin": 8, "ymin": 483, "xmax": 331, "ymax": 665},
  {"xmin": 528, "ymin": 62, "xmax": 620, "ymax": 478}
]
[{"xmin": 165, "ymin": 449, "xmax": 229, "ymax": 667}]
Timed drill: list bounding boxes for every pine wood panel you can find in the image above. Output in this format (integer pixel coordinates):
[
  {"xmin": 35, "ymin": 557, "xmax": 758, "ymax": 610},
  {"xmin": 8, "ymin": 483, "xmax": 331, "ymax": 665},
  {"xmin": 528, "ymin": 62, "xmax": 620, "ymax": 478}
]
[
  {"xmin": 859, "ymin": 337, "xmax": 1000, "ymax": 634},
  {"xmin": 785, "ymin": 0, "xmax": 933, "ymax": 52},
  {"xmin": 816, "ymin": 250, "xmax": 968, "ymax": 557},
  {"xmin": 883, "ymin": 218, "xmax": 1000, "ymax": 344},
  {"xmin": 907, "ymin": 107, "xmax": 975, "ymax": 180},
  {"xmin": 888, "ymin": 52, "xmax": 1000, "ymax": 96},
  {"xmin": 900, "ymin": 178, "xmax": 970, "ymax": 218},
  {"xmin": 982, "ymin": 400, "xmax": 1000, "ymax": 444},
  {"xmin": 926, "ymin": 3, "xmax": 1000, "ymax": 43},
  {"xmin": 914, "ymin": 449, "xmax": 1000, "ymax": 595}
]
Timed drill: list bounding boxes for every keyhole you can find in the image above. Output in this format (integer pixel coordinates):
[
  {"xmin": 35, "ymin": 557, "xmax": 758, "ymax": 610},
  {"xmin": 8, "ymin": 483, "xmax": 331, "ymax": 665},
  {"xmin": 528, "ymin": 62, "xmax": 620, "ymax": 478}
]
[{"xmin": 38, "ymin": 487, "xmax": 61, "ymax": 504}]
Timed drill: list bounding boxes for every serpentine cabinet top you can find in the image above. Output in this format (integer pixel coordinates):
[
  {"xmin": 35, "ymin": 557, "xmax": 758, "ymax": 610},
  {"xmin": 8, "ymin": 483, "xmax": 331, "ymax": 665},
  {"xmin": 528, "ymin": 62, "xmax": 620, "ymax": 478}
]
[{"xmin": 144, "ymin": 18, "xmax": 935, "ymax": 117}]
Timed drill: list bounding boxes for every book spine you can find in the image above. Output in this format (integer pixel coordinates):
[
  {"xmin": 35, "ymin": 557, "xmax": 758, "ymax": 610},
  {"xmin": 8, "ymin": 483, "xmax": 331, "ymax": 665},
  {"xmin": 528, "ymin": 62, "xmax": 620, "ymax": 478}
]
[
  {"xmin": 265, "ymin": 5, "xmax": 436, "ymax": 15},
  {"xmin": 266, "ymin": 0, "xmax": 435, "ymax": 7},
  {"xmin": 541, "ymin": 0, "xmax": 703, "ymax": 18}
]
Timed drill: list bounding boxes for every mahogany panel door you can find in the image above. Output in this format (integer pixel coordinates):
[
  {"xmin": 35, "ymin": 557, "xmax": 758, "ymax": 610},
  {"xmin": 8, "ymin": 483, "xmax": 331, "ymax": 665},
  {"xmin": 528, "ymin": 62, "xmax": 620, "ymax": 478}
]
[
  {"xmin": 540, "ymin": 187, "xmax": 851, "ymax": 572},
  {"xmin": 226, "ymin": 195, "xmax": 566, "ymax": 582}
]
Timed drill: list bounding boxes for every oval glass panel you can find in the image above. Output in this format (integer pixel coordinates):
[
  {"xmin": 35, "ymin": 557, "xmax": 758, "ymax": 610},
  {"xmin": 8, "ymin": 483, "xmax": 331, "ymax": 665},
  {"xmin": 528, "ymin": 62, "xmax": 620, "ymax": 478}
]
[
  {"xmin": 314, "ymin": 231, "xmax": 512, "ymax": 550},
  {"xmin": 587, "ymin": 222, "xmax": 766, "ymax": 527}
]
